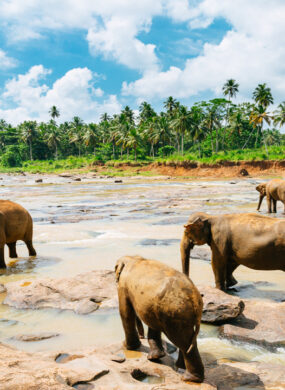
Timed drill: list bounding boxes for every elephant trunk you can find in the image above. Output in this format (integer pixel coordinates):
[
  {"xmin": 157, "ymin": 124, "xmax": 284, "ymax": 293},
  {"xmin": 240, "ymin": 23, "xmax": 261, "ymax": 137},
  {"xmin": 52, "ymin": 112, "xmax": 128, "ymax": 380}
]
[
  {"xmin": 257, "ymin": 194, "xmax": 265, "ymax": 211},
  {"xmin": 181, "ymin": 235, "xmax": 194, "ymax": 277}
]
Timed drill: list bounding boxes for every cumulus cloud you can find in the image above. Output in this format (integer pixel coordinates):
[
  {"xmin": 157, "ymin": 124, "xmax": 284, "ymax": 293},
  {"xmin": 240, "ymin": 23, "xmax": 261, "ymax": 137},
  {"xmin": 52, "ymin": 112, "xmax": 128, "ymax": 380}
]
[
  {"xmin": 123, "ymin": 0, "xmax": 285, "ymax": 103},
  {"xmin": 0, "ymin": 49, "xmax": 17, "ymax": 69},
  {"xmin": 0, "ymin": 66, "xmax": 121, "ymax": 125}
]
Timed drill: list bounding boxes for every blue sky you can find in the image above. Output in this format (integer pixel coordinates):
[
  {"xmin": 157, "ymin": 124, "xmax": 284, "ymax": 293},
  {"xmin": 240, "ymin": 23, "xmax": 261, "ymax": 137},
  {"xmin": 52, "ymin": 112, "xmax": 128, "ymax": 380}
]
[{"xmin": 0, "ymin": 0, "xmax": 284, "ymax": 124}]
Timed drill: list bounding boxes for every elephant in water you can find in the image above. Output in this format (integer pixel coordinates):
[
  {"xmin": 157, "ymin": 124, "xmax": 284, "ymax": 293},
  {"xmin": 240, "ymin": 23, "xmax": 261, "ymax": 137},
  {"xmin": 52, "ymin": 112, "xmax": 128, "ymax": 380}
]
[
  {"xmin": 0, "ymin": 200, "xmax": 36, "ymax": 268},
  {"xmin": 115, "ymin": 255, "xmax": 204, "ymax": 383},
  {"xmin": 256, "ymin": 178, "xmax": 285, "ymax": 213},
  {"xmin": 181, "ymin": 212, "xmax": 285, "ymax": 291}
]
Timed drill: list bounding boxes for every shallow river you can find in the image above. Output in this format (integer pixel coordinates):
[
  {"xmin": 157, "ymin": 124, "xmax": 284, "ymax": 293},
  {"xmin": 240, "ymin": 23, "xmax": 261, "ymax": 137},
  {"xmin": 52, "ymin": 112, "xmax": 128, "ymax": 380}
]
[{"xmin": 0, "ymin": 174, "xmax": 284, "ymax": 368}]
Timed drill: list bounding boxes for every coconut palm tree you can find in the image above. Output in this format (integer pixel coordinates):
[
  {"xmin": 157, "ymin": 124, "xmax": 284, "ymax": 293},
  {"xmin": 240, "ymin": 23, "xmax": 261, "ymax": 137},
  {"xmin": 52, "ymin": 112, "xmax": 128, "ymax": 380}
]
[
  {"xmin": 163, "ymin": 96, "xmax": 178, "ymax": 116},
  {"xmin": 122, "ymin": 106, "xmax": 135, "ymax": 124},
  {"xmin": 139, "ymin": 102, "xmax": 156, "ymax": 123},
  {"xmin": 249, "ymin": 105, "xmax": 272, "ymax": 149},
  {"xmin": 45, "ymin": 120, "xmax": 62, "ymax": 159},
  {"xmin": 83, "ymin": 123, "xmax": 98, "ymax": 156},
  {"xmin": 20, "ymin": 121, "xmax": 37, "ymax": 160},
  {"xmin": 222, "ymin": 79, "xmax": 239, "ymax": 100},
  {"xmin": 49, "ymin": 105, "xmax": 60, "ymax": 121},
  {"xmin": 252, "ymin": 84, "xmax": 274, "ymax": 109},
  {"xmin": 171, "ymin": 105, "xmax": 192, "ymax": 155},
  {"xmin": 69, "ymin": 116, "xmax": 84, "ymax": 156},
  {"xmin": 273, "ymin": 102, "xmax": 285, "ymax": 129}
]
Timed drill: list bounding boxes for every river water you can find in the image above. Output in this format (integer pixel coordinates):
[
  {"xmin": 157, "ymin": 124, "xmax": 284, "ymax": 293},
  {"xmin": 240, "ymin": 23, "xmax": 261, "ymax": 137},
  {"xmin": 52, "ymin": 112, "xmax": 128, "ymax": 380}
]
[{"xmin": 0, "ymin": 174, "xmax": 284, "ymax": 367}]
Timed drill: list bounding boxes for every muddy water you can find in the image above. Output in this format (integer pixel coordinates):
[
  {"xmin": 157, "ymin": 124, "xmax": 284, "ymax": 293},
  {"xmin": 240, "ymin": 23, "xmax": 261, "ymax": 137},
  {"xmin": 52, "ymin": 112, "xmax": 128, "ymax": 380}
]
[{"xmin": 0, "ymin": 174, "xmax": 284, "ymax": 366}]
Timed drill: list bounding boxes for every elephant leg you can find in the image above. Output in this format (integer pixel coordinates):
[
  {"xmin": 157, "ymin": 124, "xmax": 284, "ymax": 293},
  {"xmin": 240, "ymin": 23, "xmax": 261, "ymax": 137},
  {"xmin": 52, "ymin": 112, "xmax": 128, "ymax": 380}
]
[
  {"xmin": 267, "ymin": 195, "xmax": 272, "ymax": 213},
  {"xmin": 0, "ymin": 246, "xmax": 6, "ymax": 268},
  {"xmin": 226, "ymin": 260, "xmax": 239, "ymax": 288},
  {"xmin": 7, "ymin": 242, "xmax": 18, "ymax": 258},
  {"xmin": 211, "ymin": 250, "xmax": 226, "ymax": 291},
  {"xmin": 136, "ymin": 315, "xmax": 145, "ymax": 339},
  {"xmin": 272, "ymin": 199, "xmax": 277, "ymax": 213},
  {"xmin": 118, "ymin": 293, "xmax": 141, "ymax": 350},
  {"xmin": 176, "ymin": 349, "xmax": 186, "ymax": 369},
  {"xmin": 147, "ymin": 327, "xmax": 165, "ymax": 361},
  {"xmin": 165, "ymin": 326, "xmax": 204, "ymax": 383},
  {"xmin": 25, "ymin": 240, "xmax": 36, "ymax": 256},
  {"xmin": 182, "ymin": 341, "xmax": 204, "ymax": 383}
]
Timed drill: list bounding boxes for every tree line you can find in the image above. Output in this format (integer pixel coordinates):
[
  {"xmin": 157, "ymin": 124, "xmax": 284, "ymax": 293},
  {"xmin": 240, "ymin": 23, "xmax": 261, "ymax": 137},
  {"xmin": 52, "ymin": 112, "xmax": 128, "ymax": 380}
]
[{"xmin": 0, "ymin": 80, "xmax": 284, "ymax": 167}]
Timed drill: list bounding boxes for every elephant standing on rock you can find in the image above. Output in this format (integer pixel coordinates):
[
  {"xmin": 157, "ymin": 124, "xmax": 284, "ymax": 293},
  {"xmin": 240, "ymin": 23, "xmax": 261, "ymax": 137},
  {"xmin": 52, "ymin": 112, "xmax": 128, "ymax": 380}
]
[
  {"xmin": 115, "ymin": 255, "xmax": 204, "ymax": 383},
  {"xmin": 181, "ymin": 212, "xmax": 285, "ymax": 291},
  {"xmin": 256, "ymin": 179, "xmax": 285, "ymax": 213},
  {"xmin": 0, "ymin": 200, "xmax": 36, "ymax": 268}
]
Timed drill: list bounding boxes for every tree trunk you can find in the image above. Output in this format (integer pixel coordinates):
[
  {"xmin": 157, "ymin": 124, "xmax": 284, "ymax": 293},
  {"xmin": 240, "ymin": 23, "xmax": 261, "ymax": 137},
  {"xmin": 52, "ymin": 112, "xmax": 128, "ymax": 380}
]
[
  {"xmin": 198, "ymin": 141, "xmax": 201, "ymax": 158},
  {"xmin": 55, "ymin": 143, "xmax": 58, "ymax": 160},
  {"xmin": 181, "ymin": 132, "xmax": 184, "ymax": 155},
  {"xmin": 112, "ymin": 140, "xmax": 115, "ymax": 159},
  {"xmin": 210, "ymin": 131, "xmax": 214, "ymax": 154},
  {"xmin": 29, "ymin": 140, "xmax": 33, "ymax": 160},
  {"xmin": 216, "ymin": 128, "xmax": 219, "ymax": 152},
  {"xmin": 134, "ymin": 145, "xmax": 137, "ymax": 161},
  {"xmin": 94, "ymin": 146, "xmax": 96, "ymax": 156}
]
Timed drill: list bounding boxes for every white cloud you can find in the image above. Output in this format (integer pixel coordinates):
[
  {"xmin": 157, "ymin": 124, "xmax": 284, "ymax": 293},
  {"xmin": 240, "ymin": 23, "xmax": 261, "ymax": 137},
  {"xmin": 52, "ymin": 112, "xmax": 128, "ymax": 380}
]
[
  {"xmin": 0, "ymin": 49, "xmax": 17, "ymax": 69},
  {"xmin": 123, "ymin": 0, "xmax": 285, "ymax": 104},
  {"xmin": 0, "ymin": 66, "xmax": 121, "ymax": 125}
]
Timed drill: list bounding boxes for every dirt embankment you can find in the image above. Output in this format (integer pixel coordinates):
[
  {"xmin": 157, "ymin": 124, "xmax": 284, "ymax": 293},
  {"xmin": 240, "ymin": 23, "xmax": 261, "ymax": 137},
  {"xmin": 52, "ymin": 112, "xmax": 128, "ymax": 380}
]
[{"xmin": 92, "ymin": 160, "xmax": 285, "ymax": 178}]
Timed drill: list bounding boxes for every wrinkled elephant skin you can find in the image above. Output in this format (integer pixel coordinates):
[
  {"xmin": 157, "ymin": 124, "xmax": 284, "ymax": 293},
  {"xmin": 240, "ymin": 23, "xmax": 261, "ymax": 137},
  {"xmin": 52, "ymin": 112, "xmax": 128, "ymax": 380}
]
[
  {"xmin": 181, "ymin": 212, "xmax": 285, "ymax": 290},
  {"xmin": 115, "ymin": 255, "xmax": 204, "ymax": 383},
  {"xmin": 0, "ymin": 200, "xmax": 36, "ymax": 268}
]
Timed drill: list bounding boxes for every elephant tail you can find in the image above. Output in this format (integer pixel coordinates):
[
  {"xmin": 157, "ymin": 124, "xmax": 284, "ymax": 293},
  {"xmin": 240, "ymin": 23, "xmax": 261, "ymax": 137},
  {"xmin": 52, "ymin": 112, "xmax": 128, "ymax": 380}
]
[{"xmin": 186, "ymin": 322, "xmax": 200, "ymax": 354}]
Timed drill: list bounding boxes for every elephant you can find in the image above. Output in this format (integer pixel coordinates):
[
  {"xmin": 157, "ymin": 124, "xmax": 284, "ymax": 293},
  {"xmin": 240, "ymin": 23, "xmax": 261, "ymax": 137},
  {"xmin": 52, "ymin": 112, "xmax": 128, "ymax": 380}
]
[
  {"xmin": 115, "ymin": 255, "xmax": 204, "ymax": 383},
  {"xmin": 0, "ymin": 200, "xmax": 36, "ymax": 268},
  {"xmin": 256, "ymin": 179, "xmax": 285, "ymax": 213},
  {"xmin": 181, "ymin": 212, "xmax": 285, "ymax": 291}
]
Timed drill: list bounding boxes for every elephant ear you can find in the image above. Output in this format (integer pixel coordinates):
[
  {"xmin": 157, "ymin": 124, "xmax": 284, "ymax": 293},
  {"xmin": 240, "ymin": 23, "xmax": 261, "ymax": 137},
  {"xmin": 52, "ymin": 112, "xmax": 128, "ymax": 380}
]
[
  {"xmin": 184, "ymin": 216, "xmax": 204, "ymax": 231},
  {"xmin": 115, "ymin": 261, "xmax": 125, "ymax": 283},
  {"xmin": 256, "ymin": 183, "xmax": 266, "ymax": 196}
]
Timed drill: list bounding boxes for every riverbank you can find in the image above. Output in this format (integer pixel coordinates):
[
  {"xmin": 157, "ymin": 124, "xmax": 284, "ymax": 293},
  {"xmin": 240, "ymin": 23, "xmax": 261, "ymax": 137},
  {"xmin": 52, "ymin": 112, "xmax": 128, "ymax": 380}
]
[{"xmin": 0, "ymin": 159, "xmax": 284, "ymax": 178}]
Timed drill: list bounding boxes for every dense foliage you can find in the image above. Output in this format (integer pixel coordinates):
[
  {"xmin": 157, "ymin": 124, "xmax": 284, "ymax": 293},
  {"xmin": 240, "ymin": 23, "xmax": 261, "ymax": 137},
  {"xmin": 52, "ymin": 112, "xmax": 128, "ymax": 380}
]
[{"xmin": 0, "ymin": 81, "xmax": 284, "ymax": 167}]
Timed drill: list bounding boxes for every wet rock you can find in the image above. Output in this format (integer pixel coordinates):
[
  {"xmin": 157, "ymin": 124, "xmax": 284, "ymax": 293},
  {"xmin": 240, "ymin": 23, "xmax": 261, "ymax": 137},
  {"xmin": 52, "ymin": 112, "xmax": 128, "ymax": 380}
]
[
  {"xmin": 35, "ymin": 178, "xmax": 43, "ymax": 183},
  {"xmin": 4, "ymin": 270, "xmax": 117, "ymax": 314},
  {"xmin": 74, "ymin": 178, "xmax": 81, "ymax": 181},
  {"xmin": 219, "ymin": 299, "xmax": 285, "ymax": 349},
  {"xmin": 239, "ymin": 168, "xmax": 249, "ymax": 176},
  {"xmin": 198, "ymin": 286, "xmax": 245, "ymax": 324},
  {"xmin": 114, "ymin": 179, "xmax": 123, "ymax": 183},
  {"xmin": 13, "ymin": 332, "xmax": 59, "ymax": 342},
  {"xmin": 190, "ymin": 245, "xmax": 211, "ymax": 262},
  {"xmin": 59, "ymin": 174, "xmax": 73, "ymax": 178}
]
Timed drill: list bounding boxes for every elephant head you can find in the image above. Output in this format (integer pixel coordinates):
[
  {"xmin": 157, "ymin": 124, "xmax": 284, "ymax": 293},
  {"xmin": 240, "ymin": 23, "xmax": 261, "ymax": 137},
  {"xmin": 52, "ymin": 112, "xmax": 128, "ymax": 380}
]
[
  {"xmin": 256, "ymin": 183, "xmax": 267, "ymax": 211},
  {"xmin": 115, "ymin": 255, "xmax": 143, "ymax": 282},
  {"xmin": 181, "ymin": 213, "xmax": 210, "ymax": 276},
  {"xmin": 184, "ymin": 213, "xmax": 211, "ymax": 245}
]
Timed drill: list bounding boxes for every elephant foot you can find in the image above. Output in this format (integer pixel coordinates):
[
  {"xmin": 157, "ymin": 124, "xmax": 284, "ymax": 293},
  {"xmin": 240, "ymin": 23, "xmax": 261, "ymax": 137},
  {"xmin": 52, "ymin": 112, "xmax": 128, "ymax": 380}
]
[
  {"xmin": 124, "ymin": 339, "xmax": 141, "ymax": 351},
  {"xmin": 226, "ymin": 276, "xmax": 238, "ymax": 288},
  {"xmin": 175, "ymin": 352, "xmax": 186, "ymax": 369},
  {"xmin": 182, "ymin": 371, "xmax": 204, "ymax": 383},
  {"xmin": 0, "ymin": 262, "xmax": 6, "ymax": 269},
  {"xmin": 147, "ymin": 348, "xmax": 165, "ymax": 361}
]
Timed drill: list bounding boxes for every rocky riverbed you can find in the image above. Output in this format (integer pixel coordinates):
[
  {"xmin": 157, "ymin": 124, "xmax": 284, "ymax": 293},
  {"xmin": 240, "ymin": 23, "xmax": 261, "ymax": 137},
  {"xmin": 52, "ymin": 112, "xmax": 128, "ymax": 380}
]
[{"xmin": 0, "ymin": 173, "xmax": 284, "ymax": 389}]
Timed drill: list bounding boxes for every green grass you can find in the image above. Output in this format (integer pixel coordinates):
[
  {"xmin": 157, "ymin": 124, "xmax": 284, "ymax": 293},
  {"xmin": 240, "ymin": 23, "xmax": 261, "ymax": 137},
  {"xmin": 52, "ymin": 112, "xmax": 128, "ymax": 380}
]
[{"xmin": 0, "ymin": 146, "xmax": 283, "ymax": 174}]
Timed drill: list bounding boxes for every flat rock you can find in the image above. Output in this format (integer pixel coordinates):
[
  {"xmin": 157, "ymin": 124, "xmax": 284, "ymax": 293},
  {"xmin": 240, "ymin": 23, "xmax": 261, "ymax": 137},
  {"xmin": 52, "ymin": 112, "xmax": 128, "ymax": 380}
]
[
  {"xmin": 13, "ymin": 332, "xmax": 59, "ymax": 342},
  {"xmin": 219, "ymin": 299, "xmax": 285, "ymax": 349},
  {"xmin": 198, "ymin": 285, "xmax": 245, "ymax": 324},
  {"xmin": 4, "ymin": 270, "xmax": 117, "ymax": 314}
]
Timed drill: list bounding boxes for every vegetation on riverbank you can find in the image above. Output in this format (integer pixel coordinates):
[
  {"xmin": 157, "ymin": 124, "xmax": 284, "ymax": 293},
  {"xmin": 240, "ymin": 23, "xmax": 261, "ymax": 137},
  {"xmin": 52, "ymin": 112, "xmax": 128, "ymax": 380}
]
[{"xmin": 0, "ymin": 80, "xmax": 284, "ymax": 171}]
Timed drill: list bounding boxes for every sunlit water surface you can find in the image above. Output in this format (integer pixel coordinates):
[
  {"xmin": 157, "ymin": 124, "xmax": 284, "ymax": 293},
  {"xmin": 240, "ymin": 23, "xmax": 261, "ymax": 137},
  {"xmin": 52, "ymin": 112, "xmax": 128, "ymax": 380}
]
[{"xmin": 0, "ymin": 174, "xmax": 284, "ymax": 367}]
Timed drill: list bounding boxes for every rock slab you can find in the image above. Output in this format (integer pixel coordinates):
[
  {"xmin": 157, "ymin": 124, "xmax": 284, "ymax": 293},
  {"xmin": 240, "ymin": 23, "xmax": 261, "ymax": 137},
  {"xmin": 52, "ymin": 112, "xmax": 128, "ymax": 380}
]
[
  {"xmin": 4, "ymin": 270, "xmax": 117, "ymax": 314},
  {"xmin": 198, "ymin": 285, "xmax": 245, "ymax": 324},
  {"xmin": 219, "ymin": 299, "xmax": 285, "ymax": 349}
]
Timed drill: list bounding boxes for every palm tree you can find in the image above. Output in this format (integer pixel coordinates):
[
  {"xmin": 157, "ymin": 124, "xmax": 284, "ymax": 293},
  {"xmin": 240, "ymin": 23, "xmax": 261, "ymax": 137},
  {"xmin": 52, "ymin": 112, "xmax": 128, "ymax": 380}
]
[
  {"xmin": 69, "ymin": 116, "xmax": 84, "ymax": 156},
  {"xmin": 249, "ymin": 105, "xmax": 272, "ymax": 149},
  {"xmin": 222, "ymin": 79, "xmax": 239, "ymax": 100},
  {"xmin": 163, "ymin": 96, "xmax": 178, "ymax": 116},
  {"xmin": 273, "ymin": 102, "xmax": 285, "ymax": 129},
  {"xmin": 49, "ymin": 106, "xmax": 60, "ymax": 121},
  {"xmin": 252, "ymin": 83, "xmax": 274, "ymax": 109},
  {"xmin": 122, "ymin": 106, "xmax": 135, "ymax": 124},
  {"xmin": 189, "ymin": 106, "xmax": 205, "ymax": 158},
  {"xmin": 82, "ymin": 123, "xmax": 98, "ymax": 156},
  {"xmin": 20, "ymin": 121, "xmax": 37, "ymax": 160},
  {"xmin": 45, "ymin": 120, "xmax": 62, "ymax": 159},
  {"xmin": 171, "ymin": 105, "xmax": 192, "ymax": 155},
  {"xmin": 139, "ymin": 102, "xmax": 156, "ymax": 123},
  {"xmin": 203, "ymin": 104, "xmax": 221, "ymax": 153},
  {"xmin": 126, "ymin": 128, "xmax": 140, "ymax": 161}
]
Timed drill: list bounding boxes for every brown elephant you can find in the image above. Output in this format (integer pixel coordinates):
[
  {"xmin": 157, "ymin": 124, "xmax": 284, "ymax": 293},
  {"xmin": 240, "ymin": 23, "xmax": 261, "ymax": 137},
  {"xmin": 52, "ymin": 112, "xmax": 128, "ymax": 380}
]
[
  {"xmin": 0, "ymin": 200, "xmax": 36, "ymax": 268},
  {"xmin": 115, "ymin": 255, "xmax": 204, "ymax": 383},
  {"xmin": 256, "ymin": 179, "xmax": 285, "ymax": 213},
  {"xmin": 181, "ymin": 212, "xmax": 285, "ymax": 291}
]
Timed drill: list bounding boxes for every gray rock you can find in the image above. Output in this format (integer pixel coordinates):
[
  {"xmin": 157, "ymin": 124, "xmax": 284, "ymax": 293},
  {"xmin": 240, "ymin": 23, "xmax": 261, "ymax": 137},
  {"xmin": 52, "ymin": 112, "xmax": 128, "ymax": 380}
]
[
  {"xmin": 13, "ymin": 332, "xmax": 59, "ymax": 342},
  {"xmin": 198, "ymin": 285, "xmax": 245, "ymax": 324}
]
